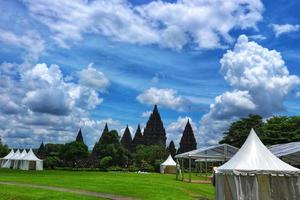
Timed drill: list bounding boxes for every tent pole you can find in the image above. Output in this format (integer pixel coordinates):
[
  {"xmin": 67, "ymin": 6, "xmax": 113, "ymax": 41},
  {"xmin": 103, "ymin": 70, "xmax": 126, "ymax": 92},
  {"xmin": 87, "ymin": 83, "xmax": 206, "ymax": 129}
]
[
  {"xmin": 205, "ymin": 158, "xmax": 208, "ymax": 180},
  {"xmin": 189, "ymin": 156, "xmax": 191, "ymax": 183},
  {"xmin": 181, "ymin": 158, "xmax": 184, "ymax": 181}
]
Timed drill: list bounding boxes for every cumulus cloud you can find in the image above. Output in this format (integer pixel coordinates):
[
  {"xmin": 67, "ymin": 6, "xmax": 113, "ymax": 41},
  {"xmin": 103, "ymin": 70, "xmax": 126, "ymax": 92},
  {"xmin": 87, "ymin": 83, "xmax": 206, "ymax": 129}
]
[
  {"xmin": 22, "ymin": 0, "xmax": 263, "ymax": 50},
  {"xmin": 0, "ymin": 60, "xmax": 111, "ymax": 148},
  {"xmin": 79, "ymin": 63, "xmax": 109, "ymax": 92},
  {"xmin": 200, "ymin": 35, "xmax": 300, "ymax": 145},
  {"xmin": 166, "ymin": 116, "xmax": 197, "ymax": 147},
  {"xmin": 137, "ymin": 87, "xmax": 186, "ymax": 110},
  {"xmin": 271, "ymin": 24, "xmax": 300, "ymax": 37},
  {"xmin": 141, "ymin": 110, "xmax": 152, "ymax": 118}
]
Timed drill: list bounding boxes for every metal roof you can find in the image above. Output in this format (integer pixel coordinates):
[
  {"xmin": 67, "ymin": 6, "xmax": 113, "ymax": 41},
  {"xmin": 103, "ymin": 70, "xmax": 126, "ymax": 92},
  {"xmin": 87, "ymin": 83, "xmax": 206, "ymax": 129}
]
[{"xmin": 175, "ymin": 143, "xmax": 239, "ymax": 160}]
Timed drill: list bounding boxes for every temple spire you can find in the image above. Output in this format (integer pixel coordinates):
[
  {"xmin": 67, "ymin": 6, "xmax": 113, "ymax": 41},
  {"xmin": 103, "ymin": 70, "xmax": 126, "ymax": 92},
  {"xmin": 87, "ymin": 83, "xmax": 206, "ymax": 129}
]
[
  {"xmin": 121, "ymin": 125, "xmax": 133, "ymax": 151},
  {"xmin": 37, "ymin": 141, "xmax": 46, "ymax": 159},
  {"xmin": 177, "ymin": 119, "xmax": 197, "ymax": 154},
  {"xmin": 76, "ymin": 128, "xmax": 84, "ymax": 143},
  {"xmin": 132, "ymin": 124, "xmax": 144, "ymax": 149},
  {"xmin": 143, "ymin": 105, "xmax": 166, "ymax": 147}
]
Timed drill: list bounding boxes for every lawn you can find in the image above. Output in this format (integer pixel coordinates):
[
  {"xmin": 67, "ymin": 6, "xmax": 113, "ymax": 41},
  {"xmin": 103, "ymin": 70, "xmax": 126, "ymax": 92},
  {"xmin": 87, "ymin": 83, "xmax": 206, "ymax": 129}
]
[{"xmin": 0, "ymin": 169, "xmax": 214, "ymax": 200}]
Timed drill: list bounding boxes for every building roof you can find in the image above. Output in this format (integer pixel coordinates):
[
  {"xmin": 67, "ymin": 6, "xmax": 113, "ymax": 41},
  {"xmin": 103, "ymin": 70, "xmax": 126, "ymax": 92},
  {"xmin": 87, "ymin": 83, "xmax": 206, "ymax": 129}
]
[
  {"xmin": 269, "ymin": 141, "xmax": 300, "ymax": 165},
  {"xmin": 217, "ymin": 129, "xmax": 300, "ymax": 174},
  {"xmin": 175, "ymin": 143, "xmax": 239, "ymax": 159}
]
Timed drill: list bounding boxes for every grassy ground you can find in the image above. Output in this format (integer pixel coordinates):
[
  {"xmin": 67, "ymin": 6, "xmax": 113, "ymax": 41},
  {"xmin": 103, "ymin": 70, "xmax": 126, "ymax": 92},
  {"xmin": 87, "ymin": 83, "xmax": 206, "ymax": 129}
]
[
  {"xmin": 0, "ymin": 184, "xmax": 101, "ymax": 200},
  {"xmin": 0, "ymin": 169, "xmax": 214, "ymax": 200}
]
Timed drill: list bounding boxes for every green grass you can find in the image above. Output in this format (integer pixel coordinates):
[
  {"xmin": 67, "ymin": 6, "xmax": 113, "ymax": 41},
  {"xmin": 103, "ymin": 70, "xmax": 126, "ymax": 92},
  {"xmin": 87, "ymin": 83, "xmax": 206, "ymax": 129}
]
[
  {"xmin": 0, "ymin": 169, "xmax": 214, "ymax": 200},
  {"xmin": 0, "ymin": 184, "xmax": 101, "ymax": 200}
]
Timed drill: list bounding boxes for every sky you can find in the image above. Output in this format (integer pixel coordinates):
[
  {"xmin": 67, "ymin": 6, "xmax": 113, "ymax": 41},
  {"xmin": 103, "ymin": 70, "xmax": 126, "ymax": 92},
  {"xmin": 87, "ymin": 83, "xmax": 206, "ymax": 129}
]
[{"xmin": 0, "ymin": 0, "xmax": 300, "ymax": 149}]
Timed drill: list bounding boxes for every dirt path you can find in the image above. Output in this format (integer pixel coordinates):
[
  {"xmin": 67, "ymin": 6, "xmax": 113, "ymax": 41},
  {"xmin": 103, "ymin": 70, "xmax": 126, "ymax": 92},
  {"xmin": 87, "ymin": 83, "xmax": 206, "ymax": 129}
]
[{"xmin": 0, "ymin": 181, "xmax": 136, "ymax": 200}]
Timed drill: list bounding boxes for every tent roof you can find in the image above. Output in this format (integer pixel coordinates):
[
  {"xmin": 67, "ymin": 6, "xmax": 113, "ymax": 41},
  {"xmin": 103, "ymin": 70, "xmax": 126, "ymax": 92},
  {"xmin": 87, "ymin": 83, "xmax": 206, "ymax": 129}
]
[
  {"xmin": 22, "ymin": 149, "xmax": 41, "ymax": 161},
  {"xmin": 2, "ymin": 149, "xmax": 14, "ymax": 159},
  {"xmin": 175, "ymin": 143, "xmax": 239, "ymax": 159},
  {"xmin": 10, "ymin": 149, "xmax": 21, "ymax": 160},
  {"xmin": 161, "ymin": 155, "xmax": 176, "ymax": 166},
  {"xmin": 15, "ymin": 149, "xmax": 27, "ymax": 160},
  {"xmin": 269, "ymin": 141, "xmax": 300, "ymax": 165},
  {"xmin": 217, "ymin": 129, "xmax": 300, "ymax": 174}
]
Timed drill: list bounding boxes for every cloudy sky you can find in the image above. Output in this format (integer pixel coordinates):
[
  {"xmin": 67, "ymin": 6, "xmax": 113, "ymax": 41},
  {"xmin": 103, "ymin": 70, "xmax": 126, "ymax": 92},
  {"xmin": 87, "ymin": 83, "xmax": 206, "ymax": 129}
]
[{"xmin": 0, "ymin": 0, "xmax": 299, "ymax": 149}]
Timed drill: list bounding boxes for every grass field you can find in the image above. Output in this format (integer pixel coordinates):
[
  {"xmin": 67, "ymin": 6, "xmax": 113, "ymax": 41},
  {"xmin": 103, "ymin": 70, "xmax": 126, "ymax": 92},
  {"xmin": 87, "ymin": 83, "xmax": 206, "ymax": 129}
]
[{"xmin": 0, "ymin": 169, "xmax": 214, "ymax": 200}]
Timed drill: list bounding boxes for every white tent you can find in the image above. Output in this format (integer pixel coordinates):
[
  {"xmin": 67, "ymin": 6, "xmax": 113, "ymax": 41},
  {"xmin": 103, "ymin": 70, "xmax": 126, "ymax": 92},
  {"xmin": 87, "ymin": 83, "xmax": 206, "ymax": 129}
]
[
  {"xmin": 160, "ymin": 155, "xmax": 177, "ymax": 174},
  {"xmin": 12, "ymin": 149, "xmax": 27, "ymax": 169},
  {"xmin": 19, "ymin": 149, "xmax": 43, "ymax": 170},
  {"xmin": 8, "ymin": 149, "xmax": 20, "ymax": 169},
  {"xmin": 215, "ymin": 129, "xmax": 300, "ymax": 200},
  {"xmin": 1, "ymin": 149, "xmax": 14, "ymax": 168}
]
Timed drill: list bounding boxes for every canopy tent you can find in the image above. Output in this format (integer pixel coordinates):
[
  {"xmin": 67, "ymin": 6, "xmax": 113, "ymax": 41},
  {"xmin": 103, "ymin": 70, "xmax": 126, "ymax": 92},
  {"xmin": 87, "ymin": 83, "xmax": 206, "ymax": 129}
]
[
  {"xmin": 216, "ymin": 129, "xmax": 300, "ymax": 200},
  {"xmin": 7, "ymin": 149, "xmax": 20, "ymax": 169},
  {"xmin": 175, "ymin": 143, "xmax": 239, "ymax": 160},
  {"xmin": 269, "ymin": 141, "xmax": 300, "ymax": 166},
  {"xmin": 175, "ymin": 144, "xmax": 239, "ymax": 182},
  {"xmin": 1, "ymin": 149, "xmax": 14, "ymax": 168},
  {"xmin": 20, "ymin": 149, "xmax": 43, "ymax": 170},
  {"xmin": 160, "ymin": 155, "xmax": 177, "ymax": 174},
  {"xmin": 12, "ymin": 149, "xmax": 27, "ymax": 169}
]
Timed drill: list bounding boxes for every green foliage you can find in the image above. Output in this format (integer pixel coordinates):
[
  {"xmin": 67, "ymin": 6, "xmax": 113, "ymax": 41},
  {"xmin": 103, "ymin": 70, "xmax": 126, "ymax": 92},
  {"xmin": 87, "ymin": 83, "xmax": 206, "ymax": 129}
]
[
  {"xmin": 61, "ymin": 141, "xmax": 88, "ymax": 167},
  {"xmin": 93, "ymin": 130, "xmax": 130, "ymax": 168},
  {"xmin": 99, "ymin": 156, "xmax": 113, "ymax": 170},
  {"xmin": 219, "ymin": 114, "xmax": 264, "ymax": 147},
  {"xmin": 134, "ymin": 145, "xmax": 167, "ymax": 172},
  {"xmin": 220, "ymin": 115, "xmax": 300, "ymax": 147},
  {"xmin": 44, "ymin": 156, "xmax": 61, "ymax": 169},
  {"xmin": 0, "ymin": 137, "xmax": 9, "ymax": 157},
  {"xmin": 44, "ymin": 143, "xmax": 65, "ymax": 157}
]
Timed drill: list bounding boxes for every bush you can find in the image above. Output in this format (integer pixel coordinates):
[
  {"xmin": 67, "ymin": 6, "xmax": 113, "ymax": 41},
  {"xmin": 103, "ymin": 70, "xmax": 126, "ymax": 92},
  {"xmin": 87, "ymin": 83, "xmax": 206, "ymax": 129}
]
[{"xmin": 100, "ymin": 156, "xmax": 113, "ymax": 170}]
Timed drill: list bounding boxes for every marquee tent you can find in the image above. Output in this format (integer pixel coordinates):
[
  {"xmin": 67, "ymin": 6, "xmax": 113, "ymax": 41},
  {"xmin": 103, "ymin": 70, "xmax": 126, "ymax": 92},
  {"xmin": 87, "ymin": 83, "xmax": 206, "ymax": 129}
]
[
  {"xmin": 8, "ymin": 149, "xmax": 20, "ymax": 169},
  {"xmin": 160, "ymin": 155, "xmax": 177, "ymax": 174},
  {"xmin": 1, "ymin": 149, "xmax": 14, "ymax": 168},
  {"xmin": 19, "ymin": 149, "xmax": 43, "ymax": 170},
  {"xmin": 215, "ymin": 129, "xmax": 300, "ymax": 200},
  {"xmin": 12, "ymin": 149, "xmax": 27, "ymax": 169}
]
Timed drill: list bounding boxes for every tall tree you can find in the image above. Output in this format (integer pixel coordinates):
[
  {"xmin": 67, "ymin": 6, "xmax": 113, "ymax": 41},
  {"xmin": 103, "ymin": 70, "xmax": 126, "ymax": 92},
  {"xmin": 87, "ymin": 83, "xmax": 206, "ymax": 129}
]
[
  {"xmin": 0, "ymin": 137, "xmax": 9, "ymax": 157},
  {"xmin": 167, "ymin": 141, "xmax": 177, "ymax": 158},
  {"xmin": 219, "ymin": 114, "xmax": 264, "ymax": 148},
  {"xmin": 61, "ymin": 141, "xmax": 88, "ymax": 167},
  {"xmin": 177, "ymin": 120, "xmax": 197, "ymax": 154}
]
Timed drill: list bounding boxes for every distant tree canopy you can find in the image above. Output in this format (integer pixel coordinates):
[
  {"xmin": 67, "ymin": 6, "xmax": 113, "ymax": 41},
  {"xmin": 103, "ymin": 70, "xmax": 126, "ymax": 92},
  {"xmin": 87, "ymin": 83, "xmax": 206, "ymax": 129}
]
[
  {"xmin": 61, "ymin": 141, "xmax": 88, "ymax": 167},
  {"xmin": 0, "ymin": 137, "xmax": 9, "ymax": 157},
  {"xmin": 220, "ymin": 115, "xmax": 300, "ymax": 148}
]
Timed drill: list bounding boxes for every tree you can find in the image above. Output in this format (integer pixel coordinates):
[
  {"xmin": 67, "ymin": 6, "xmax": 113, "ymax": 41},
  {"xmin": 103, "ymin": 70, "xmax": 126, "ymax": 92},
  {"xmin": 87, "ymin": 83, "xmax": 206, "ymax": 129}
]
[
  {"xmin": 219, "ymin": 114, "xmax": 264, "ymax": 148},
  {"xmin": 61, "ymin": 141, "xmax": 88, "ymax": 167},
  {"xmin": 167, "ymin": 141, "xmax": 176, "ymax": 158},
  {"xmin": 93, "ymin": 130, "xmax": 130, "ymax": 168},
  {"xmin": 134, "ymin": 145, "xmax": 167, "ymax": 172},
  {"xmin": 0, "ymin": 137, "xmax": 9, "ymax": 157}
]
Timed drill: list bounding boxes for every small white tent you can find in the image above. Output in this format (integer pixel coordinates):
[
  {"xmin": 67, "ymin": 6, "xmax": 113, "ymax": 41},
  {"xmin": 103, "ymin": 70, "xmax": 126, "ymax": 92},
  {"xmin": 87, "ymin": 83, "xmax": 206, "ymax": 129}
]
[
  {"xmin": 1, "ymin": 149, "xmax": 14, "ymax": 168},
  {"xmin": 160, "ymin": 155, "xmax": 177, "ymax": 174},
  {"xmin": 216, "ymin": 129, "xmax": 300, "ymax": 200},
  {"xmin": 20, "ymin": 149, "xmax": 43, "ymax": 170}
]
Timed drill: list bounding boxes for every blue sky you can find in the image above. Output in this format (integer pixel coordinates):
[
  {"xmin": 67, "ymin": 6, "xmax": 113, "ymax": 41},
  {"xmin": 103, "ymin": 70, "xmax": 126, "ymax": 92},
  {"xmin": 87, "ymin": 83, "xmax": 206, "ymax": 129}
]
[{"xmin": 0, "ymin": 0, "xmax": 299, "ymax": 149}]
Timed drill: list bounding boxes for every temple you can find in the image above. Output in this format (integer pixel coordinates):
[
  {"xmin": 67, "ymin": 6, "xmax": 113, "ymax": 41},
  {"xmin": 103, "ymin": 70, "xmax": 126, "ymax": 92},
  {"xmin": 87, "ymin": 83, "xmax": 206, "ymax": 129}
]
[
  {"xmin": 120, "ymin": 125, "xmax": 133, "ymax": 151},
  {"xmin": 177, "ymin": 120, "xmax": 197, "ymax": 154},
  {"xmin": 76, "ymin": 128, "xmax": 84, "ymax": 144},
  {"xmin": 143, "ymin": 105, "xmax": 167, "ymax": 147},
  {"xmin": 132, "ymin": 124, "xmax": 144, "ymax": 149}
]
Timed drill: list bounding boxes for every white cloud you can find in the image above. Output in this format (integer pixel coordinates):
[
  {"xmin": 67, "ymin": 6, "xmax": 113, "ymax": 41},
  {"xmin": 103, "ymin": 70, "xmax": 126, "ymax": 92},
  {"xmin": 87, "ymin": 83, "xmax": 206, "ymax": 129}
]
[
  {"xmin": 23, "ymin": 0, "xmax": 263, "ymax": 50},
  {"xmin": 200, "ymin": 35, "xmax": 300, "ymax": 145},
  {"xmin": 141, "ymin": 110, "xmax": 152, "ymax": 118},
  {"xmin": 271, "ymin": 24, "xmax": 300, "ymax": 37},
  {"xmin": 0, "ymin": 61, "xmax": 110, "ymax": 148},
  {"xmin": 0, "ymin": 28, "xmax": 44, "ymax": 62},
  {"xmin": 137, "ymin": 87, "xmax": 186, "ymax": 110},
  {"xmin": 166, "ymin": 116, "xmax": 197, "ymax": 147},
  {"xmin": 79, "ymin": 63, "xmax": 109, "ymax": 92}
]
